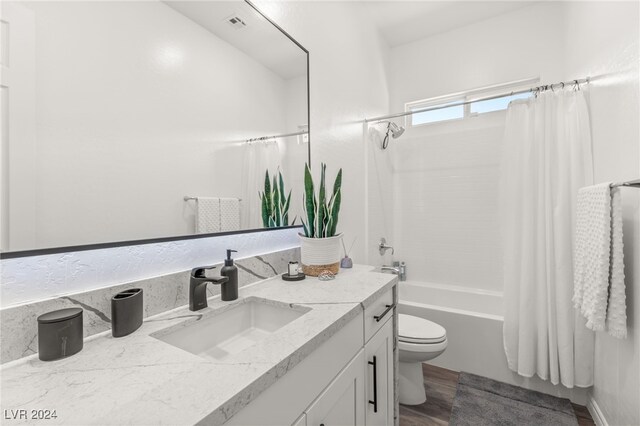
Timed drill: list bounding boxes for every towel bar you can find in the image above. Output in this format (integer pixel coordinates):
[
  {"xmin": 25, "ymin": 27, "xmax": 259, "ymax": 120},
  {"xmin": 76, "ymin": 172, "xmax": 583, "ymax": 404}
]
[
  {"xmin": 610, "ymin": 179, "xmax": 640, "ymax": 189},
  {"xmin": 183, "ymin": 196, "xmax": 242, "ymax": 201}
]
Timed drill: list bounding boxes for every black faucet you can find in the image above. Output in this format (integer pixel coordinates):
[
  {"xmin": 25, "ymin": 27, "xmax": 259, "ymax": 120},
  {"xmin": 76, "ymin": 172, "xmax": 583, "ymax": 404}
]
[{"xmin": 189, "ymin": 266, "xmax": 229, "ymax": 311}]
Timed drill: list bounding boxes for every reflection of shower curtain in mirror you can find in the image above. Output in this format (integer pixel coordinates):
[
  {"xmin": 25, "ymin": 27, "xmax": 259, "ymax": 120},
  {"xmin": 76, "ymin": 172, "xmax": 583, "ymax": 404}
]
[{"xmin": 241, "ymin": 141, "xmax": 283, "ymax": 229}]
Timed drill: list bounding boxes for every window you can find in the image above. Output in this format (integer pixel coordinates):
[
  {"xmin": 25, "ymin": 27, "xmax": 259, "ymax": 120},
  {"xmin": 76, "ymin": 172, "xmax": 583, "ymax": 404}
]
[
  {"xmin": 410, "ymin": 101, "xmax": 464, "ymax": 126},
  {"xmin": 406, "ymin": 78, "xmax": 538, "ymax": 127},
  {"xmin": 469, "ymin": 92, "xmax": 531, "ymax": 115}
]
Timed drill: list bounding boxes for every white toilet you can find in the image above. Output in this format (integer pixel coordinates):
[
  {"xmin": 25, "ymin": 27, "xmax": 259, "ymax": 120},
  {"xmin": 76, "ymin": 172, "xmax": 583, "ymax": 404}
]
[{"xmin": 398, "ymin": 314, "xmax": 448, "ymax": 405}]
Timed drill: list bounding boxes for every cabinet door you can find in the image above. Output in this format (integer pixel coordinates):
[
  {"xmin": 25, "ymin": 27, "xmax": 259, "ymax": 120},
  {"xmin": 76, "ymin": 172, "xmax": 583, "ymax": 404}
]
[
  {"xmin": 305, "ymin": 350, "xmax": 365, "ymax": 426},
  {"xmin": 365, "ymin": 317, "xmax": 394, "ymax": 426}
]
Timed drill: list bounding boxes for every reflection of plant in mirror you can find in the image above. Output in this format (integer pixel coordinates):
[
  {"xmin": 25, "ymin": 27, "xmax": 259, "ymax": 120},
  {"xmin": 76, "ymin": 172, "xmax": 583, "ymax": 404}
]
[
  {"xmin": 302, "ymin": 163, "xmax": 342, "ymax": 238},
  {"xmin": 259, "ymin": 170, "xmax": 295, "ymax": 228}
]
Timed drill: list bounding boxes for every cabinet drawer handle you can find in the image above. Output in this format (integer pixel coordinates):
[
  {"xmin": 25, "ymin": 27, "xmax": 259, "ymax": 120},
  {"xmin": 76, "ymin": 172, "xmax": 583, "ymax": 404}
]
[
  {"xmin": 368, "ymin": 356, "xmax": 378, "ymax": 413},
  {"xmin": 373, "ymin": 304, "xmax": 394, "ymax": 322}
]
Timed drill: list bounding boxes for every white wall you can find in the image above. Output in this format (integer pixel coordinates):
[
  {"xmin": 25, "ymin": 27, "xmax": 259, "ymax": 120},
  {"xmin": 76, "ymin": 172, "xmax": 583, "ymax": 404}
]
[
  {"xmin": 254, "ymin": 1, "xmax": 390, "ymax": 262},
  {"xmin": 390, "ymin": 113, "xmax": 506, "ymax": 291},
  {"xmin": 562, "ymin": 2, "xmax": 640, "ymax": 425},
  {"xmin": 7, "ymin": 1, "xmax": 293, "ymax": 250},
  {"xmin": 389, "ymin": 2, "xmax": 564, "ymax": 114},
  {"xmin": 385, "ymin": 2, "xmax": 565, "ymax": 290},
  {"xmin": 282, "ymin": 74, "xmax": 309, "ymax": 227},
  {"xmin": 366, "ymin": 121, "xmax": 396, "ymax": 266}
]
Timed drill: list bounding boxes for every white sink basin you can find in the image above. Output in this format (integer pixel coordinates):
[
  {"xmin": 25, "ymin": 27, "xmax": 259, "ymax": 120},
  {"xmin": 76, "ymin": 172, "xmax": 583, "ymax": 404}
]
[{"xmin": 152, "ymin": 298, "xmax": 309, "ymax": 361}]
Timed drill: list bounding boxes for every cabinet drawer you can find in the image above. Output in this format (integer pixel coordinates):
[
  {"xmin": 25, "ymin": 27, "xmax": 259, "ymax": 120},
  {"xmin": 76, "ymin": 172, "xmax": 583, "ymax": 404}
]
[{"xmin": 364, "ymin": 287, "xmax": 394, "ymax": 343}]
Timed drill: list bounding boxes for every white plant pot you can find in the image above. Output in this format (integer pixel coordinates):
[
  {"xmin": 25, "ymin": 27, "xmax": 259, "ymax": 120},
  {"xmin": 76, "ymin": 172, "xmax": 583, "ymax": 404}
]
[{"xmin": 299, "ymin": 233, "xmax": 343, "ymax": 276}]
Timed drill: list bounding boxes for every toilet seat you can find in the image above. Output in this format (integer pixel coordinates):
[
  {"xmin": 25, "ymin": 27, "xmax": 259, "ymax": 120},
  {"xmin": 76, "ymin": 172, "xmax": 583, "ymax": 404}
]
[
  {"xmin": 399, "ymin": 314, "xmax": 446, "ymax": 344},
  {"xmin": 398, "ymin": 338, "xmax": 448, "ymax": 354}
]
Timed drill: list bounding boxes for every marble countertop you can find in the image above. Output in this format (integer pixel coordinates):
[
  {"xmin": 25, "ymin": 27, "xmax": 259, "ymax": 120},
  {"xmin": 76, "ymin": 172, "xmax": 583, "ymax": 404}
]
[{"xmin": 0, "ymin": 265, "xmax": 397, "ymax": 425}]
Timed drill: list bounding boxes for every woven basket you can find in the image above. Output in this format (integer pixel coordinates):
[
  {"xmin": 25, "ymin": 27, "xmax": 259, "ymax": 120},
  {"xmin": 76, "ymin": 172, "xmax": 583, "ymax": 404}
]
[{"xmin": 301, "ymin": 262, "xmax": 340, "ymax": 277}]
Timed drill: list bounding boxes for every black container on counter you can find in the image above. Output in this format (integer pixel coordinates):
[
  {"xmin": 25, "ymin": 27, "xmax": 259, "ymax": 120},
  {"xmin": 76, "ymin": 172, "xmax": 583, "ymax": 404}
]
[
  {"xmin": 37, "ymin": 308, "xmax": 83, "ymax": 361},
  {"xmin": 220, "ymin": 250, "xmax": 238, "ymax": 301},
  {"xmin": 111, "ymin": 288, "xmax": 143, "ymax": 337}
]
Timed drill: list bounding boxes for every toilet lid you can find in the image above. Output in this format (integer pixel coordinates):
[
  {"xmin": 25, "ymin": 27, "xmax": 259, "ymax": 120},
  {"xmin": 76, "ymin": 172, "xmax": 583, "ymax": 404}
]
[{"xmin": 398, "ymin": 314, "xmax": 446, "ymax": 344}]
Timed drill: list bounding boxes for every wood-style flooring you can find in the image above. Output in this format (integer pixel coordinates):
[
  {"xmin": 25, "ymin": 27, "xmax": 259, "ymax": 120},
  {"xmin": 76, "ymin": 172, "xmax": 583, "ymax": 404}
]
[{"xmin": 399, "ymin": 364, "xmax": 596, "ymax": 426}]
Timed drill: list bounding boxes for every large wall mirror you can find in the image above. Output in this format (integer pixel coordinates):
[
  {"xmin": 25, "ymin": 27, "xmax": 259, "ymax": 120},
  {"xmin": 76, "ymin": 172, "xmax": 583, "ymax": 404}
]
[{"xmin": 1, "ymin": 0, "xmax": 309, "ymax": 257}]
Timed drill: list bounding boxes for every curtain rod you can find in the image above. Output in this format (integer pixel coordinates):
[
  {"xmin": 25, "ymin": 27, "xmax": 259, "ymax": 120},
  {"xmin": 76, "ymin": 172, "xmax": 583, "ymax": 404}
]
[
  {"xmin": 364, "ymin": 77, "xmax": 591, "ymax": 123},
  {"xmin": 244, "ymin": 130, "xmax": 308, "ymax": 144}
]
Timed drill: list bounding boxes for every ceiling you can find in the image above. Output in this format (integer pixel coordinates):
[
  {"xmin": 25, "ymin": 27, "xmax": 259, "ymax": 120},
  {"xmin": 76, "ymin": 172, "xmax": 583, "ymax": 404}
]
[
  {"xmin": 164, "ymin": 1, "xmax": 307, "ymax": 80},
  {"xmin": 164, "ymin": 1, "xmax": 536, "ymax": 76},
  {"xmin": 359, "ymin": 1, "xmax": 536, "ymax": 47}
]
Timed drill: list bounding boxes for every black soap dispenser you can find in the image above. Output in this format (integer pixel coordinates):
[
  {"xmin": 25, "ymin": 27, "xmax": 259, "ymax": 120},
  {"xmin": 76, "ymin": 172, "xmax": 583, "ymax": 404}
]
[{"xmin": 221, "ymin": 249, "xmax": 238, "ymax": 301}]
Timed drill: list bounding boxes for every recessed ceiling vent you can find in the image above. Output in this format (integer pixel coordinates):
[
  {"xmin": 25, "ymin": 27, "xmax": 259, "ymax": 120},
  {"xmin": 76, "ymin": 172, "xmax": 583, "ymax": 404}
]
[{"xmin": 225, "ymin": 14, "xmax": 247, "ymax": 29}]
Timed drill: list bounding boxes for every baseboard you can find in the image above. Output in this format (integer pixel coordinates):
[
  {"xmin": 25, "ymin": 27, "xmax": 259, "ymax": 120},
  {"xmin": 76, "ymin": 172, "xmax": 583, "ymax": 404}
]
[{"xmin": 587, "ymin": 395, "xmax": 609, "ymax": 426}]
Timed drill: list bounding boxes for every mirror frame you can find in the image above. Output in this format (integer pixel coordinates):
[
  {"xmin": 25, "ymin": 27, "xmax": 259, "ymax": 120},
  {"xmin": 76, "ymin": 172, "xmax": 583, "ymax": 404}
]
[{"xmin": 0, "ymin": 0, "xmax": 309, "ymax": 260}]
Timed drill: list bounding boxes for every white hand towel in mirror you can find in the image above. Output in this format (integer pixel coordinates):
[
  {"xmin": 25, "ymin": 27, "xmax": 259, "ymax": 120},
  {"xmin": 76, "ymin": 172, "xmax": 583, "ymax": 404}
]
[
  {"xmin": 196, "ymin": 197, "xmax": 221, "ymax": 234},
  {"xmin": 220, "ymin": 198, "xmax": 240, "ymax": 232}
]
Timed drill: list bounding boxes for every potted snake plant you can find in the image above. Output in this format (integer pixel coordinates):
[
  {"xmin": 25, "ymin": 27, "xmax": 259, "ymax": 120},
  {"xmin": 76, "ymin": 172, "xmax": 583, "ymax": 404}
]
[{"xmin": 299, "ymin": 163, "xmax": 343, "ymax": 276}]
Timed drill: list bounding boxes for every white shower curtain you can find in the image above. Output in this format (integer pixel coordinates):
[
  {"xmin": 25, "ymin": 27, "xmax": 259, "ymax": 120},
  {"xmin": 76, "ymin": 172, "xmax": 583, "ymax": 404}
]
[
  {"xmin": 241, "ymin": 140, "xmax": 283, "ymax": 229},
  {"xmin": 500, "ymin": 89, "xmax": 595, "ymax": 388}
]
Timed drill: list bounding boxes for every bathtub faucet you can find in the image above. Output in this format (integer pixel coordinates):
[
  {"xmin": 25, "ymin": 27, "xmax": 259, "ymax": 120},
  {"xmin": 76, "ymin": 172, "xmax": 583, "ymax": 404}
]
[
  {"xmin": 381, "ymin": 262, "xmax": 406, "ymax": 281},
  {"xmin": 379, "ymin": 238, "xmax": 394, "ymax": 256}
]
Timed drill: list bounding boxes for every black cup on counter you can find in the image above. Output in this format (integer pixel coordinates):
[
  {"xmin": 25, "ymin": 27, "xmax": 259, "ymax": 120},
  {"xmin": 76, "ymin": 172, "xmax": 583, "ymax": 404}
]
[
  {"xmin": 37, "ymin": 307, "xmax": 84, "ymax": 361},
  {"xmin": 111, "ymin": 288, "xmax": 143, "ymax": 338}
]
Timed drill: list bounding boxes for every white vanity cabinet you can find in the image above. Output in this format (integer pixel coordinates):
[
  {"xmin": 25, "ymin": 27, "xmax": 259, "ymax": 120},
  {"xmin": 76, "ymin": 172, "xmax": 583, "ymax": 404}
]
[
  {"xmin": 227, "ymin": 286, "xmax": 396, "ymax": 426},
  {"xmin": 304, "ymin": 288, "xmax": 395, "ymax": 426},
  {"xmin": 303, "ymin": 314, "xmax": 394, "ymax": 426}
]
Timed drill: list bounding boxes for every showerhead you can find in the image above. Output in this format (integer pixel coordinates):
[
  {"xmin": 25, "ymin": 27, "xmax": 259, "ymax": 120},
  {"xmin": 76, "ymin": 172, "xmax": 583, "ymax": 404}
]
[
  {"xmin": 386, "ymin": 122, "xmax": 405, "ymax": 139},
  {"xmin": 378, "ymin": 121, "xmax": 405, "ymax": 149}
]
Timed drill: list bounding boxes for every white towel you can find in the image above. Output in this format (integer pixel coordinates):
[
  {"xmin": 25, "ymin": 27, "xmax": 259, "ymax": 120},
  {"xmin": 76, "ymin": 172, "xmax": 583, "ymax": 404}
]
[
  {"xmin": 196, "ymin": 197, "xmax": 220, "ymax": 234},
  {"xmin": 607, "ymin": 188, "xmax": 626, "ymax": 338},
  {"xmin": 573, "ymin": 183, "xmax": 627, "ymax": 338},
  {"xmin": 219, "ymin": 198, "xmax": 240, "ymax": 232}
]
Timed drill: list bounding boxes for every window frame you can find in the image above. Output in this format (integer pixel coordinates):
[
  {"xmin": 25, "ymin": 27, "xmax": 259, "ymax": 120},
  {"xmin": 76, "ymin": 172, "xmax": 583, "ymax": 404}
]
[{"xmin": 405, "ymin": 77, "xmax": 540, "ymax": 128}]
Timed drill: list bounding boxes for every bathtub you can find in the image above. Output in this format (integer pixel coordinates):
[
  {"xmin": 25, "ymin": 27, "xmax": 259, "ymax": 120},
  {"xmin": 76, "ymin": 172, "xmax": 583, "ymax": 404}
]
[
  {"xmin": 397, "ymin": 280, "xmax": 589, "ymax": 404},
  {"xmin": 398, "ymin": 281, "xmax": 505, "ymax": 379},
  {"xmin": 399, "ymin": 280, "xmax": 503, "ymax": 319}
]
